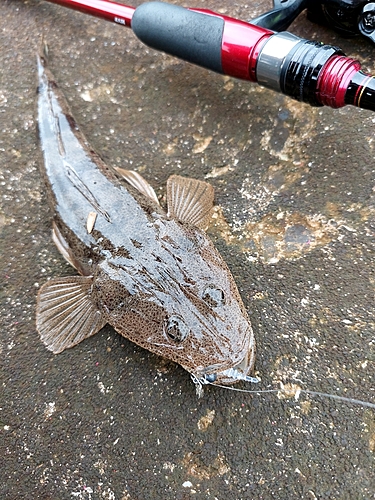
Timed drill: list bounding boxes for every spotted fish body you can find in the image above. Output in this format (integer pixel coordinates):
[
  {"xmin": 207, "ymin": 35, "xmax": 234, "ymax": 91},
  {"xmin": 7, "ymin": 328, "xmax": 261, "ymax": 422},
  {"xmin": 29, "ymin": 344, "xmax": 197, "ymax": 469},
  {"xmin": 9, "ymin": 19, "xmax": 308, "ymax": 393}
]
[{"xmin": 36, "ymin": 55, "xmax": 256, "ymax": 386}]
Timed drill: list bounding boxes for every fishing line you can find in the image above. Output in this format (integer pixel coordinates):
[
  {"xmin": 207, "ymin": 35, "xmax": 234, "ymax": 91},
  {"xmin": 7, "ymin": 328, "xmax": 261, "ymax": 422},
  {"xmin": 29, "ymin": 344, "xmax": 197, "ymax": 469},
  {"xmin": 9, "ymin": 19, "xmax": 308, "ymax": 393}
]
[{"xmin": 196, "ymin": 379, "xmax": 375, "ymax": 409}]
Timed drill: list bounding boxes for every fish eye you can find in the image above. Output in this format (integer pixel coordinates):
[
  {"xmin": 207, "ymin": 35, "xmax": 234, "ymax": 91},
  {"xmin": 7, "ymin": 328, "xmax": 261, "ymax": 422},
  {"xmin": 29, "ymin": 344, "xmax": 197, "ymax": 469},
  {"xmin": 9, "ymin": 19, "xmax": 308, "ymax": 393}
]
[
  {"xmin": 164, "ymin": 315, "xmax": 189, "ymax": 343},
  {"xmin": 202, "ymin": 285, "xmax": 225, "ymax": 307}
]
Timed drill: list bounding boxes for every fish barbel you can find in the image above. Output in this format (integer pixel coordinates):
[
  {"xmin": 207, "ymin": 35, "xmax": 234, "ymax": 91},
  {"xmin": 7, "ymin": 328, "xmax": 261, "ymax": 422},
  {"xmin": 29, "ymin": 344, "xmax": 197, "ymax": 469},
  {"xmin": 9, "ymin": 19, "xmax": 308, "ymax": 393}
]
[{"xmin": 35, "ymin": 54, "xmax": 256, "ymax": 387}]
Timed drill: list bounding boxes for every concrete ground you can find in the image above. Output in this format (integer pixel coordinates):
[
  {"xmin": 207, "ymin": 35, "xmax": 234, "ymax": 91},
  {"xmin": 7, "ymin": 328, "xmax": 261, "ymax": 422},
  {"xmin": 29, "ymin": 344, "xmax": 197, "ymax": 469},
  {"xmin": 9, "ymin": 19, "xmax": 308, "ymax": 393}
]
[{"xmin": 1, "ymin": 0, "xmax": 374, "ymax": 498}]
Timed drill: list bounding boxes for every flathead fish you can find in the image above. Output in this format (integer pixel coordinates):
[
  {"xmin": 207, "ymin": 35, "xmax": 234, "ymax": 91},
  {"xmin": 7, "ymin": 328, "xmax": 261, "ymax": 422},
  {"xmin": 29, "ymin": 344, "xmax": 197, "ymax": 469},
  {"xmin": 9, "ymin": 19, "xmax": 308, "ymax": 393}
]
[{"xmin": 36, "ymin": 55, "xmax": 256, "ymax": 387}]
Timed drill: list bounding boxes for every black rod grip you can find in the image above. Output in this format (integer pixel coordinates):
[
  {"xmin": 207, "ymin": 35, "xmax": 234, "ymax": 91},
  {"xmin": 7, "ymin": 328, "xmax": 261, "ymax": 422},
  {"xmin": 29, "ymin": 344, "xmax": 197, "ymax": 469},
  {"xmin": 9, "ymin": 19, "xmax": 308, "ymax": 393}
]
[{"xmin": 131, "ymin": 1, "xmax": 224, "ymax": 73}]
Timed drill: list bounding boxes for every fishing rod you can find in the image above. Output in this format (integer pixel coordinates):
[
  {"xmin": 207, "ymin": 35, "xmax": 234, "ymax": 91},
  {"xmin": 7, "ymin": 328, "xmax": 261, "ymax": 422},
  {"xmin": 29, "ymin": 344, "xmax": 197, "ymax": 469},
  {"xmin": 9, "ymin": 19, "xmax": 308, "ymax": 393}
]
[{"xmin": 43, "ymin": 0, "xmax": 375, "ymax": 112}]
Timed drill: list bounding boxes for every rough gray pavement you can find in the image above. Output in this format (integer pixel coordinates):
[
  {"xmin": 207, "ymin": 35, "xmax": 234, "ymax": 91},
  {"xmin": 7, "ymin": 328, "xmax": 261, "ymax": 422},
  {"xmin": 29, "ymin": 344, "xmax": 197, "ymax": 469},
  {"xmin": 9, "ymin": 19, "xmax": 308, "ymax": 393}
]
[{"xmin": 1, "ymin": 1, "xmax": 374, "ymax": 499}]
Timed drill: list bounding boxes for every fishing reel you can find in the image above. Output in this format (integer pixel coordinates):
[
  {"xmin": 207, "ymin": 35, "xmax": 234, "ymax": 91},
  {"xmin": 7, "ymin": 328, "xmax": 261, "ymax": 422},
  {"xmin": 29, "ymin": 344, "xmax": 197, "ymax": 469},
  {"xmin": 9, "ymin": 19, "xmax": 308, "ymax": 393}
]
[{"xmin": 251, "ymin": 0, "xmax": 375, "ymax": 44}]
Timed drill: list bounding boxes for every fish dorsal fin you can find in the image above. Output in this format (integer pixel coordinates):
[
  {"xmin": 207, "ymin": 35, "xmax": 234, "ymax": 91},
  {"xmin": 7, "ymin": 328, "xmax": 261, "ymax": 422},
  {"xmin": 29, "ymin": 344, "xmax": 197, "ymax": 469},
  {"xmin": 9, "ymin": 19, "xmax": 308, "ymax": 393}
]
[
  {"xmin": 114, "ymin": 168, "xmax": 160, "ymax": 205},
  {"xmin": 167, "ymin": 175, "xmax": 214, "ymax": 230},
  {"xmin": 36, "ymin": 276, "xmax": 106, "ymax": 354}
]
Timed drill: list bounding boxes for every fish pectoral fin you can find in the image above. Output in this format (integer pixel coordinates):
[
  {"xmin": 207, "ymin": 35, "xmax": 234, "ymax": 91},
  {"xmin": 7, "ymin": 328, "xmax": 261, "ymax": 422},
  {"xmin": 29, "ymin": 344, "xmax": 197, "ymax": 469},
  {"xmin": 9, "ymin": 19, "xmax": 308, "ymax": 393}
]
[
  {"xmin": 114, "ymin": 168, "xmax": 160, "ymax": 205},
  {"xmin": 36, "ymin": 276, "xmax": 106, "ymax": 354},
  {"xmin": 167, "ymin": 175, "xmax": 214, "ymax": 230}
]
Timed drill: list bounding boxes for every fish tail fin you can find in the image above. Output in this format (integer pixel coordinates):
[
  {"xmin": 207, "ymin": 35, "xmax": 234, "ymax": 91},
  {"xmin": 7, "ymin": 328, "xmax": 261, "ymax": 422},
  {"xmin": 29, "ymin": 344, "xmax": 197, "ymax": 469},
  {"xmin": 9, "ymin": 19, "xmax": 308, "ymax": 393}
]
[{"xmin": 38, "ymin": 37, "xmax": 49, "ymax": 66}]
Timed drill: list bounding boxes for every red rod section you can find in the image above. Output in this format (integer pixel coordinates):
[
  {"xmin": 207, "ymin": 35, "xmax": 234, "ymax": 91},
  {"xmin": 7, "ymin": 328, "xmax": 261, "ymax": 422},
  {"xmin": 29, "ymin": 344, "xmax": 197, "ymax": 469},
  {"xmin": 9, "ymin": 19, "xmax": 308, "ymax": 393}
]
[
  {"xmin": 316, "ymin": 56, "xmax": 361, "ymax": 108},
  {"xmin": 46, "ymin": 0, "xmax": 135, "ymax": 27},
  {"xmin": 191, "ymin": 8, "xmax": 272, "ymax": 82}
]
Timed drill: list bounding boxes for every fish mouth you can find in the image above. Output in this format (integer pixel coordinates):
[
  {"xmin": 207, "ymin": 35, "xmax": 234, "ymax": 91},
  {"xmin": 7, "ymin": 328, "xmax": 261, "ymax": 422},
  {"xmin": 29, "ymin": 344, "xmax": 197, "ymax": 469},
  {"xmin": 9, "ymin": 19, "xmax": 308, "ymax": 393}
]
[{"xmin": 198, "ymin": 335, "xmax": 257, "ymax": 386}]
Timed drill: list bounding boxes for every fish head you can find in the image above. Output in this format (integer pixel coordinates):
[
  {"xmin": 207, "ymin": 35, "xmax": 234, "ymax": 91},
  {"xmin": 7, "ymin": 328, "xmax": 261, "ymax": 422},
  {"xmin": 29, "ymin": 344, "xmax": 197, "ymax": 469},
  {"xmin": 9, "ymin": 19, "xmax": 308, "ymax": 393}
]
[{"xmin": 93, "ymin": 226, "xmax": 256, "ymax": 386}]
